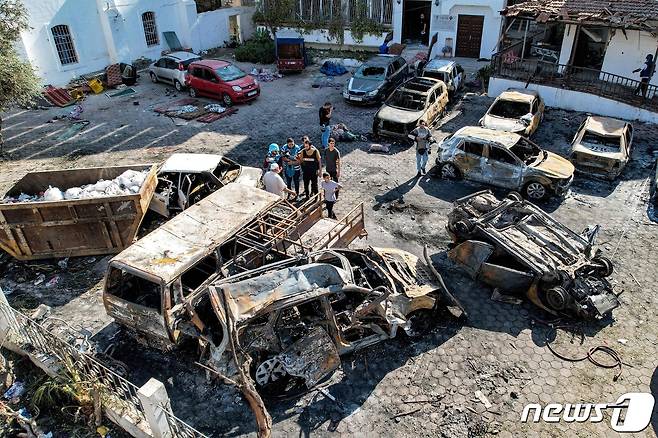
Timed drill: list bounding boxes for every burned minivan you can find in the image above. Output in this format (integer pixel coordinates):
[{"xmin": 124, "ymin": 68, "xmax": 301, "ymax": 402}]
[
  {"xmin": 149, "ymin": 153, "xmax": 261, "ymax": 218},
  {"xmin": 446, "ymin": 191, "xmax": 620, "ymax": 320},
  {"xmin": 203, "ymin": 247, "xmax": 463, "ymax": 393}
]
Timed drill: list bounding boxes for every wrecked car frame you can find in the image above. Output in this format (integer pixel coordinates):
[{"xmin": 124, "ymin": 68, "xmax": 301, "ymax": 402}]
[{"xmin": 446, "ymin": 190, "xmax": 620, "ymax": 319}]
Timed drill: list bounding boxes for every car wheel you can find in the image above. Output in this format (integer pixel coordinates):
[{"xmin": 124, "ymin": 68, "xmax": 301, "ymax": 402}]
[
  {"xmin": 223, "ymin": 93, "xmax": 233, "ymax": 107},
  {"xmin": 174, "ymin": 80, "xmax": 183, "ymax": 91},
  {"xmin": 545, "ymin": 287, "xmax": 568, "ymax": 311},
  {"xmin": 524, "ymin": 181, "xmax": 548, "ymax": 201},
  {"xmin": 592, "ymin": 256, "xmax": 614, "ymax": 277},
  {"xmin": 189, "ymin": 87, "xmax": 197, "ymax": 98},
  {"xmin": 150, "ymin": 72, "xmax": 158, "ymax": 83},
  {"xmin": 440, "ymin": 163, "xmax": 462, "ymax": 180},
  {"xmin": 506, "ymin": 191, "xmax": 523, "ymax": 202}
]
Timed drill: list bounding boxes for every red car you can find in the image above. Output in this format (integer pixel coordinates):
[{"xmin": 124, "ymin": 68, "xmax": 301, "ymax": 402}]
[{"xmin": 185, "ymin": 59, "xmax": 260, "ymax": 106}]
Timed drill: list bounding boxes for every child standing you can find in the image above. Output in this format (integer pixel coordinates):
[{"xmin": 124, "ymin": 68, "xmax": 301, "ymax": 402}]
[{"xmin": 321, "ymin": 172, "xmax": 342, "ymax": 219}]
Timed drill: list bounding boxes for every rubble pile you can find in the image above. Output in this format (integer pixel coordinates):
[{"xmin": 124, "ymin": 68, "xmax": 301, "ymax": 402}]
[{"xmin": 2, "ymin": 169, "xmax": 148, "ymax": 203}]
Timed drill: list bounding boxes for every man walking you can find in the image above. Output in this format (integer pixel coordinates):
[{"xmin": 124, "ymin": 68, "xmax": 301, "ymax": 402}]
[
  {"xmin": 409, "ymin": 120, "xmax": 433, "ymax": 176},
  {"xmin": 298, "ymin": 139, "xmax": 321, "ymax": 197},
  {"xmin": 319, "ymin": 102, "xmax": 333, "ymax": 149},
  {"xmin": 634, "ymin": 54, "xmax": 655, "ymax": 98},
  {"xmin": 281, "ymin": 137, "xmax": 301, "ymax": 199},
  {"xmin": 263, "ymin": 163, "xmax": 295, "ymax": 199},
  {"xmin": 321, "ymin": 172, "xmax": 342, "ymax": 219},
  {"xmin": 324, "ymin": 137, "xmax": 341, "ymax": 199}
]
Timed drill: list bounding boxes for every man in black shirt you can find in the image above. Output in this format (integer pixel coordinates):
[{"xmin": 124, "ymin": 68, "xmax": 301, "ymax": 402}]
[{"xmin": 298, "ymin": 139, "xmax": 322, "ymax": 197}]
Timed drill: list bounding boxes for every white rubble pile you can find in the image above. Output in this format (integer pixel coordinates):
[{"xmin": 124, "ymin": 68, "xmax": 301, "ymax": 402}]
[{"xmin": 2, "ymin": 169, "xmax": 148, "ymax": 203}]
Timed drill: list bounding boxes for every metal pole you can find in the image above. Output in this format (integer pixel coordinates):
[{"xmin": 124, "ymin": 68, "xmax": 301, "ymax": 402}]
[{"xmin": 521, "ymin": 19, "xmax": 529, "ymax": 60}]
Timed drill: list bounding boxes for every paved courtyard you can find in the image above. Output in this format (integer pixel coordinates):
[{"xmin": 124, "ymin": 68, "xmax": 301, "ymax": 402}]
[{"xmin": 1, "ymin": 54, "xmax": 657, "ymax": 437}]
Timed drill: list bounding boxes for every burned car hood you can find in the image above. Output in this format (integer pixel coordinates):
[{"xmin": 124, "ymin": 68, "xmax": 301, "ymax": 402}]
[
  {"xmin": 572, "ymin": 142, "xmax": 626, "ymax": 161},
  {"xmin": 377, "ymin": 105, "xmax": 424, "ymax": 125},
  {"xmin": 531, "ymin": 151, "xmax": 575, "ymax": 179},
  {"xmin": 482, "ymin": 115, "xmax": 527, "ymax": 133},
  {"xmin": 235, "ymin": 166, "xmax": 263, "ymax": 187},
  {"xmin": 348, "ymin": 77, "xmax": 381, "ymax": 93}
]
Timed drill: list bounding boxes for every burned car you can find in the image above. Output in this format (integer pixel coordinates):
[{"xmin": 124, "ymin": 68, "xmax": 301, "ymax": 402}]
[
  {"xmin": 203, "ymin": 247, "xmax": 463, "ymax": 393},
  {"xmin": 480, "ymin": 89, "xmax": 544, "ymax": 137},
  {"xmin": 447, "ymin": 191, "xmax": 620, "ymax": 320},
  {"xmin": 372, "ymin": 77, "xmax": 448, "ymax": 138},
  {"xmin": 435, "ymin": 126, "xmax": 574, "ymax": 201},
  {"xmin": 570, "ymin": 116, "xmax": 633, "ymax": 180},
  {"xmin": 421, "ymin": 59, "xmax": 464, "ymax": 97},
  {"xmin": 149, "ymin": 153, "xmax": 261, "ymax": 217}
]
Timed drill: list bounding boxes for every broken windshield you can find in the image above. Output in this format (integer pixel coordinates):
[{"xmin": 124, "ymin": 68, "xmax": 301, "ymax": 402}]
[
  {"xmin": 489, "ymin": 100, "xmax": 531, "ymax": 119},
  {"xmin": 216, "ymin": 65, "xmax": 246, "ymax": 81},
  {"xmin": 582, "ymin": 132, "xmax": 621, "ymax": 150},
  {"xmin": 386, "ymin": 90, "xmax": 426, "ymax": 111},
  {"xmin": 509, "ymin": 138, "xmax": 541, "ymax": 164},
  {"xmin": 423, "ymin": 71, "xmax": 448, "ymax": 83},
  {"xmin": 354, "ymin": 65, "xmax": 386, "ymax": 80}
]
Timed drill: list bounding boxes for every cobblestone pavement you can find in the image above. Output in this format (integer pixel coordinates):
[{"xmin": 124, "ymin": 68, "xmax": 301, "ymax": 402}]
[{"xmin": 1, "ymin": 55, "xmax": 657, "ymax": 437}]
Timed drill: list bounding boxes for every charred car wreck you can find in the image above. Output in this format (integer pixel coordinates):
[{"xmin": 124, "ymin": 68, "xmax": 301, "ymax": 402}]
[{"xmin": 446, "ymin": 191, "xmax": 620, "ymax": 320}]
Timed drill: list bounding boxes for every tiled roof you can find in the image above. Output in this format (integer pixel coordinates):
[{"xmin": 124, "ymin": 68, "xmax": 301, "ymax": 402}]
[{"xmin": 503, "ymin": 0, "xmax": 658, "ymax": 27}]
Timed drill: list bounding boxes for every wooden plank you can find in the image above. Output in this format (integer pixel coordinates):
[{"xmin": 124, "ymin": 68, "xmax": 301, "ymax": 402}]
[
  {"xmin": 0, "ymin": 210, "xmax": 22, "ymax": 257},
  {"xmin": 0, "ymin": 214, "xmax": 137, "ymax": 228},
  {"xmin": 103, "ymin": 202, "xmax": 124, "ymax": 248}
]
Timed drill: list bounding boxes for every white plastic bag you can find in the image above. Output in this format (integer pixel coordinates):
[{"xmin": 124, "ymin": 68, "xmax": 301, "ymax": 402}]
[
  {"xmin": 64, "ymin": 187, "xmax": 83, "ymax": 200},
  {"xmin": 44, "ymin": 186, "xmax": 64, "ymax": 202}
]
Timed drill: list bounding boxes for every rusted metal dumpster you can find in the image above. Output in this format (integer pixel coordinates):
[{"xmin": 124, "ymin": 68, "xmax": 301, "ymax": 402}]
[{"xmin": 0, "ymin": 165, "xmax": 158, "ymax": 260}]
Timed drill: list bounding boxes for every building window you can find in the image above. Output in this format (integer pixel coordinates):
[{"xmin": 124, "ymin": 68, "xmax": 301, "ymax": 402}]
[
  {"xmin": 196, "ymin": 0, "xmax": 224, "ymax": 13},
  {"xmin": 51, "ymin": 25, "xmax": 78, "ymax": 65},
  {"xmin": 142, "ymin": 11, "xmax": 159, "ymax": 46}
]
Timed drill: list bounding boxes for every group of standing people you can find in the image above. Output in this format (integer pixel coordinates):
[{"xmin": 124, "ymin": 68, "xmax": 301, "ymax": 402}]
[{"xmin": 262, "ymin": 102, "xmax": 342, "ymax": 219}]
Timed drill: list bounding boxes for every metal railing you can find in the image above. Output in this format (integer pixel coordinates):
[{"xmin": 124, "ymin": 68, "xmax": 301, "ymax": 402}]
[
  {"xmin": 162, "ymin": 406, "xmax": 209, "ymax": 438},
  {"xmin": 0, "ymin": 293, "xmax": 207, "ymax": 438},
  {"xmin": 313, "ymin": 202, "xmax": 366, "ymax": 250},
  {"xmin": 491, "ymin": 55, "xmax": 658, "ymax": 112}
]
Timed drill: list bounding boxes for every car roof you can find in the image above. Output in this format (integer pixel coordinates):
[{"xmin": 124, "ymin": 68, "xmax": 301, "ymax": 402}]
[
  {"xmin": 190, "ymin": 59, "xmax": 231, "ymax": 68},
  {"xmin": 109, "ymin": 184, "xmax": 279, "ymax": 284},
  {"xmin": 498, "ymin": 89, "xmax": 539, "ymax": 103},
  {"xmin": 160, "ymin": 153, "xmax": 224, "ymax": 174},
  {"xmin": 165, "ymin": 51, "xmax": 201, "ymax": 61},
  {"xmin": 454, "ymin": 126, "xmax": 521, "ymax": 148},
  {"xmin": 584, "ymin": 116, "xmax": 627, "ymax": 136},
  {"xmin": 399, "ymin": 77, "xmax": 443, "ymax": 94},
  {"xmin": 365, "ymin": 55, "xmax": 399, "ymax": 66},
  {"xmin": 424, "ymin": 59, "xmax": 456, "ymax": 72}
]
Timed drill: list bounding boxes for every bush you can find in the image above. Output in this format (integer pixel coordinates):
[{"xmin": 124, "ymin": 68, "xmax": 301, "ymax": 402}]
[{"xmin": 234, "ymin": 33, "xmax": 276, "ymax": 64}]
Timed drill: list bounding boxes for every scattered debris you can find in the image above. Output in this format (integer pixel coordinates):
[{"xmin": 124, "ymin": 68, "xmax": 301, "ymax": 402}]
[
  {"xmin": 491, "ymin": 289, "xmax": 523, "ymax": 305},
  {"xmin": 391, "ymin": 407, "xmax": 421, "ymax": 421},
  {"xmin": 368, "ymin": 143, "xmax": 391, "ymax": 154},
  {"xmin": 3, "ymin": 382, "xmax": 25, "ymax": 401},
  {"xmin": 475, "ymin": 390, "xmax": 492, "ymax": 409}
]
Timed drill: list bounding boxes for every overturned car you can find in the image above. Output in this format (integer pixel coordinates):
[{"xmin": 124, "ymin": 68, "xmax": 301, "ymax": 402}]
[
  {"xmin": 446, "ymin": 191, "xmax": 620, "ymax": 320},
  {"xmin": 202, "ymin": 247, "xmax": 463, "ymax": 394}
]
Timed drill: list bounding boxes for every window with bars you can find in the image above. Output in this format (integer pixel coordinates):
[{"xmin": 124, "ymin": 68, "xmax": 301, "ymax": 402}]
[
  {"xmin": 51, "ymin": 25, "xmax": 78, "ymax": 65},
  {"xmin": 142, "ymin": 11, "xmax": 159, "ymax": 47}
]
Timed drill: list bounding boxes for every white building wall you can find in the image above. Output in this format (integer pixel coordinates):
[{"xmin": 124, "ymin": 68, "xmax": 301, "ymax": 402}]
[
  {"xmin": 275, "ymin": 28, "xmax": 389, "ymax": 47},
  {"xmin": 19, "ymin": 0, "xmax": 255, "ymax": 86},
  {"xmin": 602, "ymin": 29, "xmax": 658, "ymax": 86},
  {"xmin": 429, "ymin": 0, "xmax": 505, "ymax": 60},
  {"xmin": 20, "ymin": 0, "xmax": 112, "ymax": 86},
  {"xmin": 489, "ymin": 77, "xmax": 658, "ymax": 124}
]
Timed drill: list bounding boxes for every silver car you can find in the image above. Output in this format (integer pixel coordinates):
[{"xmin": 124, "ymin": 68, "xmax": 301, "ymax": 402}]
[{"xmin": 149, "ymin": 51, "xmax": 201, "ymax": 91}]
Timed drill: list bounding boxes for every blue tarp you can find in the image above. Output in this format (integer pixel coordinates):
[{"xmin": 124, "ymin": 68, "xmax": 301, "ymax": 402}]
[{"xmin": 320, "ymin": 61, "xmax": 347, "ymax": 76}]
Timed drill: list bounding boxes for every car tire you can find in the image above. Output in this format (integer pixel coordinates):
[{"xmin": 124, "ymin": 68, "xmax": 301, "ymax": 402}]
[
  {"xmin": 174, "ymin": 80, "xmax": 183, "ymax": 91},
  {"xmin": 506, "ymin": 191, "xmax": 523, "ymax": 202},
  {"xmin": 592, "ymin": 256, "xmax": 614, "ymax": 277},
  {"xmin": 523, "ymin": 181, "xmax": 548, "ymax": 201},
  {"xmin": 150, "ymin": 72, "xmax": 158, "ymax": 83},
  {"xmin": 545, "ymin": 286, "xmax": 568, "ymax": 311},
  {"xmin": 189, "ymin": 88, "xmax": 197, "ymax": 98},
  {"xmin": 439, "ymin": 163, "xmax": 462, "ymax": 180},
  {"xmin": 223, "ymin": 93, "xmax": 233, "ymax": 107}
]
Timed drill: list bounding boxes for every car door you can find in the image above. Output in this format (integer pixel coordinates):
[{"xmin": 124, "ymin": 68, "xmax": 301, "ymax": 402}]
[
  {"xmin": 153, "ymin": 58, "xmax": 167, "ymax": 79},
  {"xmin": 529, "ymin": 99, "xmax": 541, "ymax": 133},
  {"xmin": 483, "ymin": 145, "xmax": 524, "ymax": 189},
  {"xmin": 455, "ymin": 64, "xmax": 465, "ymax": 90},
  {"xmin": 623, "ymin": 124, "xmax": 633, "ymax": 159},
  {"xmin": 160, "ymin": 58, "xmax": 177, "ymax": 83},
  {"xmin": 204, "ymin": 69, "xmax": 223, "ymax": 97},
  {"xmin": 425, "ymin": 90, "xmax": 438, "ymax": 123},
  {"xmin": 437, "ymin": 84, "xmax": 449, "ymax": 111},
  {"xmin": 454, "ymin": 140, "xmax": 487, "ymax": 181}
]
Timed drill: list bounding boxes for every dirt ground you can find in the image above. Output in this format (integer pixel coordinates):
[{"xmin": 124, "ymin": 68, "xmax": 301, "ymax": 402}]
[{"xmin": 1, "ymin": 51, "xmax": 658, "ymax": 437}]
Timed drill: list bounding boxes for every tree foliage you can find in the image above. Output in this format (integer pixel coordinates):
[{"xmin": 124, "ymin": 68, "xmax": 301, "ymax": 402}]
[{"xmin": 0, "ymin": 0, "xmax": 41, "ymax": 152}]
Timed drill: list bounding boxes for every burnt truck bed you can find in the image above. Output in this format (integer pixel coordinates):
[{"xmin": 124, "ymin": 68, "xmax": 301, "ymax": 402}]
[{"xmin": 0, "ymin": 165, "xmax": 157, "ymax": 260}]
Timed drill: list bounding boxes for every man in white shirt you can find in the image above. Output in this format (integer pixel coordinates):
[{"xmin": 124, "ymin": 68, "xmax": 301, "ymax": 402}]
[{"xmin": 263, "ymin": 163, "xmax": 296, "ymax": 199}]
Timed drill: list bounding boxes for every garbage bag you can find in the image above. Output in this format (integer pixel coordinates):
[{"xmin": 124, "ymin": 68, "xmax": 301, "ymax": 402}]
[
  {"xmin": 320, "ymin": 61, "xmax": 347, "ymax": 76},
  {"xmin": 44, "ymin": 186, "xmax": 64, "ymax": 202}
]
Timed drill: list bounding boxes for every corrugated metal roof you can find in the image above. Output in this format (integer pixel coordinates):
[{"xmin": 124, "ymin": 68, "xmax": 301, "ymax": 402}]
[{"xmin": 503, "ymin": 0, "xmax": 658, "ymax": 27}]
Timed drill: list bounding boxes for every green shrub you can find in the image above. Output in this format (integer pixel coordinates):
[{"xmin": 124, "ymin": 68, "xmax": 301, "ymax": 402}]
[{"xmin": 234, "ymin": 35, "xmax": 276, "ymax": 64}]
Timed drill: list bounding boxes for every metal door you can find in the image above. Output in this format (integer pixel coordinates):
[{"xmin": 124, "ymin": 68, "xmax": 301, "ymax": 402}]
[{"xmin": 456, "ymin": 15, "xmax": 484, "ymax": 58}]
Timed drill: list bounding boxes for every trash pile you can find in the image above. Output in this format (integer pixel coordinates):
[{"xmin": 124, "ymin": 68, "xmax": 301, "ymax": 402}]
[
  {"xmin": 331, "ymin": 123, "xmax": 366, "ymax": 142},
  {"xmin": 2, "ymin": 169, "xmax": 148, "ymax": 204},
  {"xmin": 319, "ymin": 61, "xmax": 348, "ymax": 76},
  {"xmin": 204, "ymin": 104, "xmax": 227, "ymax": 114},
  {"xmin": 250, "ymin": 68, "xmax": 282, "ymax": 82},
  {"xmin": 171, "ymin": 105, "xmax": 198, "ymax": 116}
]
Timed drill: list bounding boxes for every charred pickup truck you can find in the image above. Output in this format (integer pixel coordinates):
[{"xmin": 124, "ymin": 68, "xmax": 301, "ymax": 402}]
[
  {"xmin": 149, "ymin": 153, "xmax": 261, "ymax": 218},
  {"xmin": 446, "ymin": 191, "xmax": 620, "ymax": 320},
  {"xmin": 203, "ymin": 247, "xmax": 463, "ymax": 394}
]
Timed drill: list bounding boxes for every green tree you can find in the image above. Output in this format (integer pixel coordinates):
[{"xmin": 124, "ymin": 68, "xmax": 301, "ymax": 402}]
[{"xmin": 0, "ymin": 0, "xmax": 40, "ymax": 155}]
